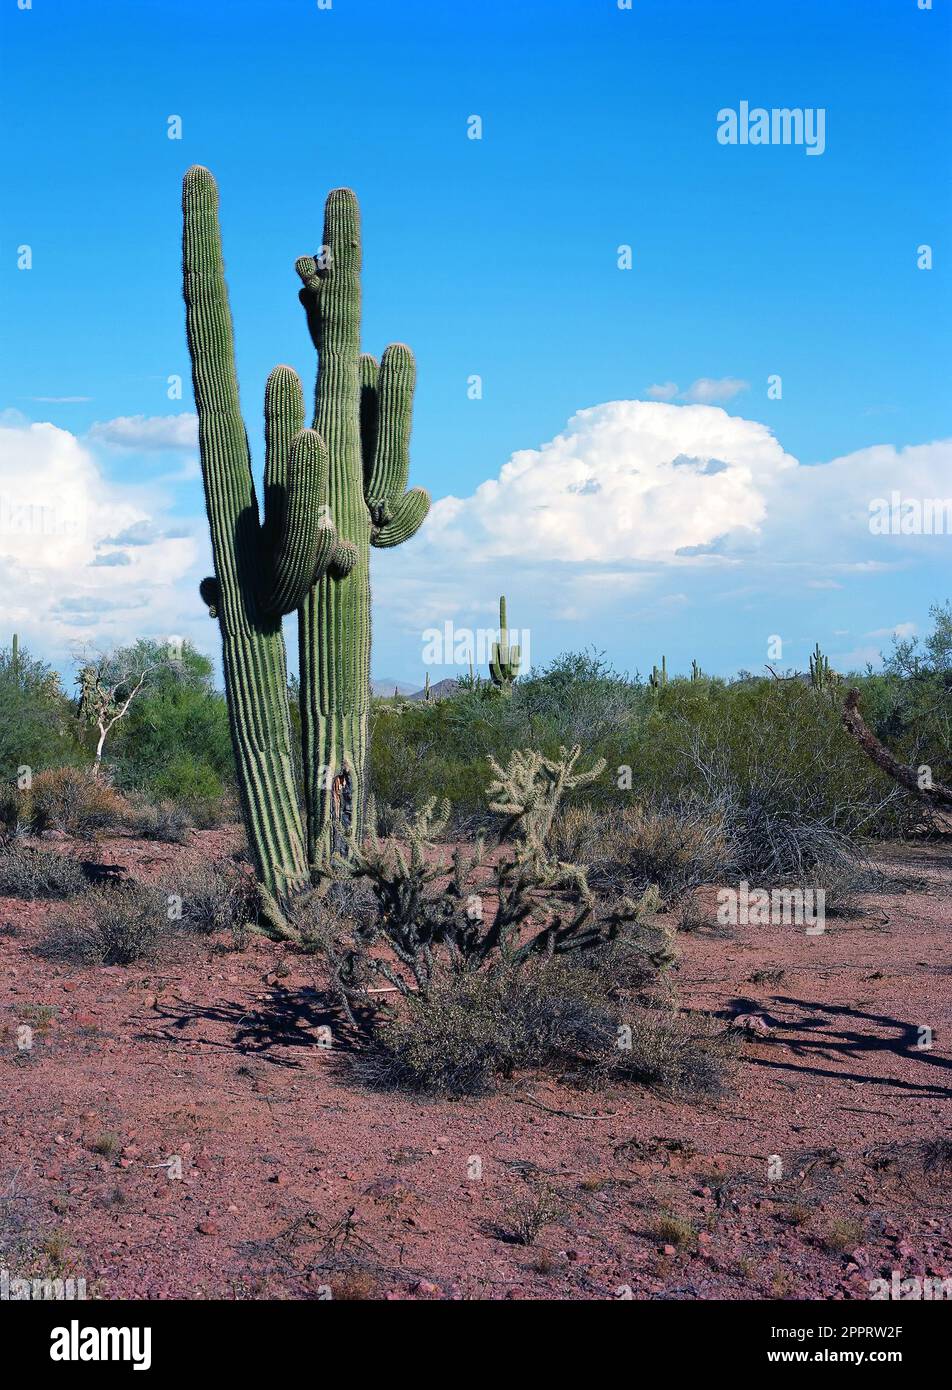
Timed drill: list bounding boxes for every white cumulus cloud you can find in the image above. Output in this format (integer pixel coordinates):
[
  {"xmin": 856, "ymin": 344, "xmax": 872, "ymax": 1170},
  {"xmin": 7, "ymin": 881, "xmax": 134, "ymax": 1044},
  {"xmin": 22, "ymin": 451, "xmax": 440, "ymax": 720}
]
[
  {"xmin": 0, "ymin": 419, "xmax": 199, "ymax": 658},
  {"xmin": 420, "ymin": 400, "xmax": 796, "ymax": 565}
]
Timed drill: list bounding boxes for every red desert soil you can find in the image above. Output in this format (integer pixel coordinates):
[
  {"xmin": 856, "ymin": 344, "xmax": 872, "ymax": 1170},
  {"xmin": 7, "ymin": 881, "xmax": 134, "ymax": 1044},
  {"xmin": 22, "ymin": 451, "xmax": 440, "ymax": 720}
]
[{"xmin": 1, "ymin": 831, "xmax": 949, "ymax": 1301}]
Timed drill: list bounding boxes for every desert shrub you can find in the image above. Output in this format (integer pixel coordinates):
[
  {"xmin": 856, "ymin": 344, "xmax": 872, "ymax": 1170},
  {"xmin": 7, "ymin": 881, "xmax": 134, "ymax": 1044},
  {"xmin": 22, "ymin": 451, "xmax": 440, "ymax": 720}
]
[
  {"xmin": 789, "ymin": 854, "xmax": 882, "ymax": 918},
  {"xmin": 0, "ymin": 845, "xmax": 87, "ymax": 899},
  {"xmin": 552, "ymin": 800, "xmax": 728, "ymax": 901},
  {"xmin": 28, "ymin": 767, "xmax": 127, "ymax": 838},
  {"xmin": 39, "ymin": 884, "xmax": 170, "ymax": 965},
  {"xmin": 919, "ymin": 1137, "xmax": 952, "ymax": 1181},
  {"xmin": 187, "ymin": 791, "xmax": 240, "ymax": 829},
  {"xmin": 170, "ymin": 860, "xmax": 259, "ymax": 936},
  {"xmin": 355, "ymin": 960, "xmax": 731, "ymax": 1099},
  {"xmin": 502, "ymin": 1183, "xmax": 563, "ymax": 1246},
  {"xmin": 354, "ymin": 959, "xmax": 619, "ymax": 1096},
  {"xmin": 613, "ymin": 1007, "xmax": 739, "ymax": 1098},
  {"xmin": 148, "ymin": 756, "xmax": 225, "ymax": 807},
  {"xmin": 0, "ymin": 785, "xmax": 20, "ymax": 847},
  {"xmin": 125, "ymin": 796, "xmax": 194, "ymax": 844}
]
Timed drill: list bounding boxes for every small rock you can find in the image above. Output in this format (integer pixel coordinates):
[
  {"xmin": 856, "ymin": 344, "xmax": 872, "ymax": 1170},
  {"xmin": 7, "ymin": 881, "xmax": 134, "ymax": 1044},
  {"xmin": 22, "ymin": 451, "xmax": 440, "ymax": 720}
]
[
  {"xmin": 197, "ymin": 1220, "xmax": 219, "ymax": 1236},
  {"xmin": 730, "ymin": 1012, "xmax": 774, "ymax": 1037}
]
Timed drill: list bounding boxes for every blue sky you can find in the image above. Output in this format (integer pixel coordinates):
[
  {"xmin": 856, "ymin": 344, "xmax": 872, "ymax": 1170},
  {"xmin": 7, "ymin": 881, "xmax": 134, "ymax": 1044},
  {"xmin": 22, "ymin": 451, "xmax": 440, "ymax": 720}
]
[{"xmin": 2, "ymin": 0, "xmax": 950, "ymax": 686}]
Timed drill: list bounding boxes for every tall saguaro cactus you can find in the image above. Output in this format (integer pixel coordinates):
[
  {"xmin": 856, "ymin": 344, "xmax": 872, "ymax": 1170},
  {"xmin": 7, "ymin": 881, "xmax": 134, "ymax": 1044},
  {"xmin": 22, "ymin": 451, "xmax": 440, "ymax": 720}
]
[
  {"xmin": 489, "ymin": 595, "xmax": 521, "ymax": 692},
  {"xmin": 295, "ymin": 188, "xmax": 429, "ymax": 867},
  {"xmin": 182, "ymin": 166, "xmax": 428, "ymax": 906}
]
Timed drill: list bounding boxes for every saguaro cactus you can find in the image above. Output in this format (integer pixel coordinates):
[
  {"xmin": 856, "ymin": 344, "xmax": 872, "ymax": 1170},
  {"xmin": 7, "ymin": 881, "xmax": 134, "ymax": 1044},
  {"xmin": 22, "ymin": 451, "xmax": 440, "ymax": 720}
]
[
  {"xmin": 182, "ymin": 166, "xmax": 428, "ymax": 905},
  {"xmin": 809, "ymin": 641, "xmax": 839, "ymax": 696},
  {"xmin": 649, "ymin": 655, "xmax": 668, "ymax": 691},
  {"xmin": 490, "ymin": 595, "xmax": 521, "ymax": 692},
  {"xmin": 295, "ymin": 188, "xmax": 429, "ymax": 867}
]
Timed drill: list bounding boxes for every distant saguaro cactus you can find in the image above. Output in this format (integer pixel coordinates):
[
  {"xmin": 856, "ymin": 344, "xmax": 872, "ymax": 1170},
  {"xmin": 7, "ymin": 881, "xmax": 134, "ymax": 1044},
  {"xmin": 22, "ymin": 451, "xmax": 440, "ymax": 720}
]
[
  {"xmin": 809, "ymin": 642, "xmax": 839, "ymax": 697},
  {"xmin": 490, "ymin": 595, "xmax": 521, "ymax": 692},
  {"xmin": 182, "ymin": 167, "xmax": 428, "ymax": 916},
  {"xmin": 649, "ymin": 655, "xmax": 668, "ymax": 691}
]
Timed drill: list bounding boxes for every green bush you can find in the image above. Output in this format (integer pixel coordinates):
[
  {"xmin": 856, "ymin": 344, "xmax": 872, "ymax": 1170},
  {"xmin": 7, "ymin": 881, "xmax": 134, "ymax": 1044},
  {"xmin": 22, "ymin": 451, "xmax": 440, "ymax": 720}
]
[
  {"xmin": 0, "ymin": 639, "xmax": 88, "ymax": 784},
  {"xmin": 369, "ymin": 646, "xmax": 927, "ymax": 854},
  {"xmin": 105, "ymin": 641, "xmax": 234, "ymax": 807}
]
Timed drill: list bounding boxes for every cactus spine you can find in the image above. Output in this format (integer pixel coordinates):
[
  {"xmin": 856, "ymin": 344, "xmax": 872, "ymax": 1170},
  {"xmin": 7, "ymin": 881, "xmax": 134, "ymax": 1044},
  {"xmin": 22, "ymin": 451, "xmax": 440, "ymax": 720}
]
[
  {"xmin": 489, "ymin": 595, "xmax": 521, "ymax": 692},
  {"xmin": 182, "ymin": 167, "xmax": 428, "ymax": 905}
]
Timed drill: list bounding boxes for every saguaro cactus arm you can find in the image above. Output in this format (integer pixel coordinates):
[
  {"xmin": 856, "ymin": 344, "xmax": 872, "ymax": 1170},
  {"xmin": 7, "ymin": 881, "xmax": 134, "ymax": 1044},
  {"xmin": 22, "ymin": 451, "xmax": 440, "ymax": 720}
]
[{"xmin": 362, "ymin": 345, "xmax": 430, "ymax": 544}]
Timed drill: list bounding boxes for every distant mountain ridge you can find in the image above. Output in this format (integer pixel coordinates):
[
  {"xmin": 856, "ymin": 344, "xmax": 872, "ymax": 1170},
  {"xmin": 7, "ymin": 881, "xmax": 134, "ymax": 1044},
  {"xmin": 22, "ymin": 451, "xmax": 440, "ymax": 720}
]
[{"xmin": 370, "ymin": 677, "xmax": 461, "ymax": 701}]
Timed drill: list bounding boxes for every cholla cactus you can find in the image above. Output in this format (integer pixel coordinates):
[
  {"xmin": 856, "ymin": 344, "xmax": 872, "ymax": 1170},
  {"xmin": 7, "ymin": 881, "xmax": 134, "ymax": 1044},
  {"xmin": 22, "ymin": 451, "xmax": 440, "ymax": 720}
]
[
  {"xmin": 182, "ymin": 166, "xmax": 428, "ymax": 910},
  {"xmin": 487, "ymin": 744, "xmax": 606, "ymax": 882},
  {"xmin": 489, "ymin": 595, "xmax": 521, "ymax": 692}
]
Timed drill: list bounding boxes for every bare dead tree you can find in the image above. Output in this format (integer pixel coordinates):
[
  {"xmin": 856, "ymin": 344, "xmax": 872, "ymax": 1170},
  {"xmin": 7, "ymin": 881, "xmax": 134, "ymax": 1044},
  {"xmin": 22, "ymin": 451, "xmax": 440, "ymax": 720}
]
[
  {"xmin": 842, "ymin": 688, "xmax": 952, "ymax": 810},
  {"xmin": 74, "ymin": 645, "xmax": 167, "ymax": 772}
]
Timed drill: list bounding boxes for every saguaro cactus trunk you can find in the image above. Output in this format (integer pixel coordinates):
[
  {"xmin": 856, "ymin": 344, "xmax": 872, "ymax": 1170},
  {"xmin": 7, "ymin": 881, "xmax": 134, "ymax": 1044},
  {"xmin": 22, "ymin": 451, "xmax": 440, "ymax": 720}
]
[
  {"xmin": 295, "ymin": 190, "xmax": 429, "ymax": 868},
  {"xmin": 182, "ymin": 167, "xmax": 428, "ymax": 906}
]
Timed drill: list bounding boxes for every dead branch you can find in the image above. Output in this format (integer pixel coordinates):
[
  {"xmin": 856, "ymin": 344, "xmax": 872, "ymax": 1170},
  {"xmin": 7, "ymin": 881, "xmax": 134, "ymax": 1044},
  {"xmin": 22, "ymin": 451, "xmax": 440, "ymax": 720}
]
[{"xmin": 842, "ymin": 688, "xmax": 952, "ymax": 809}]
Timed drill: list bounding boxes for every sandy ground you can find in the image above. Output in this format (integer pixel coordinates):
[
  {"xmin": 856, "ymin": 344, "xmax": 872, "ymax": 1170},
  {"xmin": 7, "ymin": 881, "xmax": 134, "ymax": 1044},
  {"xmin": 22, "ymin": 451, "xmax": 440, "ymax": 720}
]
[{"xmin": 1, "ymin": 831, "xmax": 949, "ymax": 1301}]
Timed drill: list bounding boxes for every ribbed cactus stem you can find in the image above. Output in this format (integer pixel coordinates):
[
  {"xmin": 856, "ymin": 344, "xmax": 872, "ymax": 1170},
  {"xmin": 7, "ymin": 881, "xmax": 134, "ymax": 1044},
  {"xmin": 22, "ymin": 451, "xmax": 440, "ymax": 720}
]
[
  {"xmin": 489, "ymin": 593, "xmax": 521, "ymax": 692},
  {"xmin": 296, "ymin": 189, "xmax": 429, "ymax": 871},
  {"xmin": 182, "ymin": 167, "xmax": 318, "ymax": 908}
]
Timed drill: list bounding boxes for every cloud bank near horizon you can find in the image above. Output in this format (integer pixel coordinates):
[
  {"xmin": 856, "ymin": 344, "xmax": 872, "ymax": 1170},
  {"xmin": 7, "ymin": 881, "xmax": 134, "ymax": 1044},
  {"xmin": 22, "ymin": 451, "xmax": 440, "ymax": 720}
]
[{"xmin": 1, "ymin": 401, "xmax": 947, "ymax": 678}]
